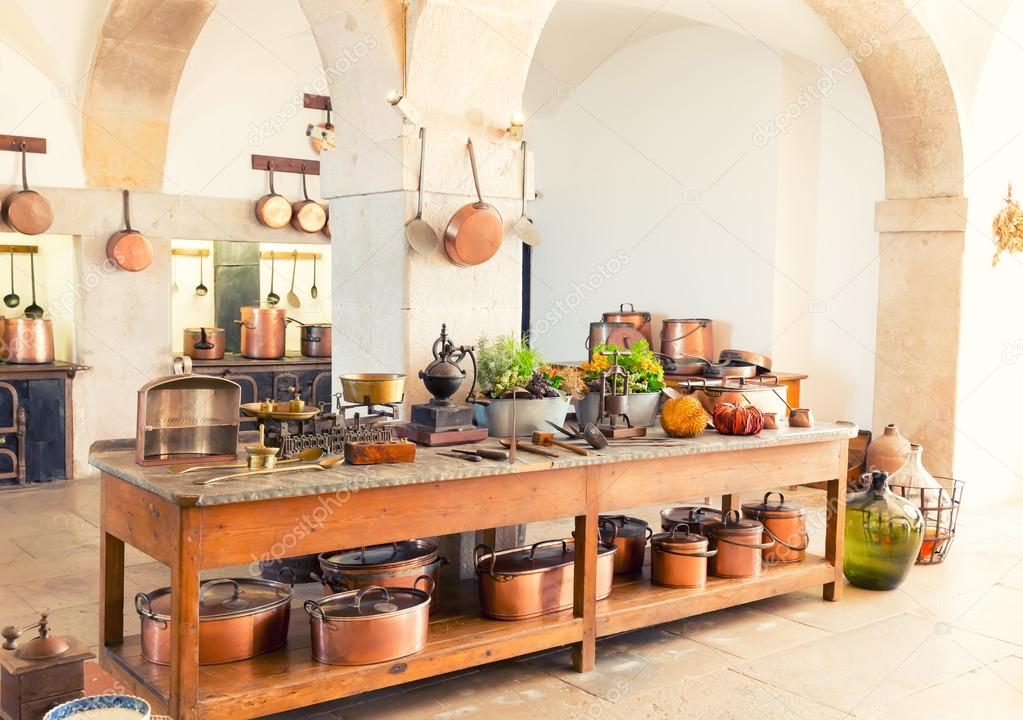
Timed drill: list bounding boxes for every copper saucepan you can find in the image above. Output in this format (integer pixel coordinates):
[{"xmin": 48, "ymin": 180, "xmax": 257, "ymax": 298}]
[
  {"xmin": 255, "ymin": 162, "xmax": 292, "ymax": 229},
  {"xmin": 1, "ymin": 144, "xmax": 52, "ymax": 236},
  {"xmin": 183, "ymin": 327, "xmax": 225, "ymax": 360},
  {"xmin": 290, "ymin": 165, "xmax": 326, "ymax": 233},
  {"xmin": 443, "ymin": 138, "xmax": 503, "ymax": 266},
  {"xmin": 106, "ymin": 190, "xmax": 153, "ymax": 272}
]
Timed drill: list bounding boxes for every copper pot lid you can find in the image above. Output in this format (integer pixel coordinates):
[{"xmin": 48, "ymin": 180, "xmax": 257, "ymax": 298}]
[
  {"xmin": 308, "ymin": 585, "xmax": 430, "ymax": 620},
  {"xmin": 703, "ymin": 510, "xmax": 763, "ymax": 537},
  {"xmin": 599, "ymin": 514, "xmax": 649, "ymax": 538},
  {"xmin": 143, "ymin": 578, "xmax": 292, "ymax": 621},
  {"xmin": 184, "ymin": 327, "xmax": 224, "ymax": 334},
  {"xmin": 482, "ymin": 539, "xmax": 616, "ymax": 575},
  {"xmin": 320, "ymin": 540, "xmax": 438, "ymax": 570},
  {"xmin": 603, "ymin": 303, "xmax": 651, "ymax": 322},
  {"xmin": 661, "ymin": 505, "xmax": 722, "ymax": 526},
  {"xmin": 650, "ymin": 523, "xmax": 707, "ymax": 548},
  {"xmin": 741, "ymin": 491, "xmax": 805, "ymax": 519}
]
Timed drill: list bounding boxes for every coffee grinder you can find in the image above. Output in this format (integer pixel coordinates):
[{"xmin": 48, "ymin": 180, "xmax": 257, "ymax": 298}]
[{"xmin": 395, "ymin": 324, "xmax": 489, "ymax": 445}]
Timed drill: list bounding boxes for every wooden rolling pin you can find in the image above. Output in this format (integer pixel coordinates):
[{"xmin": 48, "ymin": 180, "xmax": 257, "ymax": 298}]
[{"xmin": 531, "ymin": 431, "xmax": 592, "ymax": 456}]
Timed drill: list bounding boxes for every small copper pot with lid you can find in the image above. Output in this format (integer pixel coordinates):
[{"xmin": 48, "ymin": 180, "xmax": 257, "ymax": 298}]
[
  {"xmin": 602, "ymin": 303, "xmax": 652, "ymax": 345},
  {"xmin": 650, "ymin": 523, "xmax": 717, "ymax": 588},
  {"xmin": 599, "ymin": 515, "xmax": 653, "ymax": 575},
  {"xmin": 305, "ymin": 577, "xmax": 433, "ymax": 666},
  {"xmin": 702, "ymin": 510, "xmax": 775, "ymax": 579},
  {"xmin": 741, "ymin": 492, "xmax": 808, "ymax": 563}
]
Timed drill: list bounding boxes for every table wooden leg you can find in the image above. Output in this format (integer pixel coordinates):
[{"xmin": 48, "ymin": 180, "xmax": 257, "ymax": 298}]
[
  {"xmin": 571, "ymin": 469, "xmax": 598, "ymax": 673},
  {"xmin": 170, "ymin": 507, "xmax": 202, "ymax": 720},
  {"xmin": 100, "ymin": 531, "xmax": 124, "ymax": 647},
  {"xmin": 823, "ymin": 474, "xmax": 846, "ymax": 602}
]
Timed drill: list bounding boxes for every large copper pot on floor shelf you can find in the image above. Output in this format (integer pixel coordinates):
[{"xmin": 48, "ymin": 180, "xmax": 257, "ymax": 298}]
[
  {"xmin": 3, "ymin": 317, "xmax": 54, "ymax": 364},
  {"xmin": 135, "ymin": 577, "xmax": 292, "ymax": 665},
  {"xmin": 599, "ymin": 515, "xmax": 652, "ymax": 575},
  {"xmin": 235, "ymin": 305, "xmax": 289, "ymax": 359}
]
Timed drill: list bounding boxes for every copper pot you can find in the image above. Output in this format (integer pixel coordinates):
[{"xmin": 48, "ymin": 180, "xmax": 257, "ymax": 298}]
[
  {"xmin": 4, "ymin": 317, "xmax": 53, "ymax": 364},
  {"xmin": 602, "ymin": 304, "xmax": 652, "ymax": 345},
  {"xmin": 183, "ymin": 327, "xmax": 225, "ymax": 360},
  {"xmin": 1, "ymin": 145, "xmax": 52, "ymax": 236},
  {"xmin": 300, "ymin": 323, "xmax": 331, "ymax": 358},
  {"xmin": 290, "ymin": 167, "xmax": 326, "ymax": 233},
  {"xmin": 660, "ymin": 505, "xmax": 722, "ymax": 534},
  {"xmin": 650, "ymin": 523, "xmax": 717, "ymax": 588},
  {"xmin": 672, "ymin": 377, "xmax": 790, "ymax": 417},
  {"xmin": 660, "ymin": 319, "xmax": 713, "ymax": 363},
  {"xmin": 474, "ymin": 539, "xmax": 616, "ymax": 620},
  {"xmin": 586, "ymin": 321, "xmax": 631, "ymax": 358},
  {"xmin": 599, "ymin": 515, "xmax": 652, "ymax": 575},
  {"xmin": 236, "ymin": 305, "xmax": 288, "ymax": 359},
  {"xmin": 255, "ymin": 163, "xmax": 292, "ymax": 229},
  {"xmin": 135, "ymin": 577, "xmax": 291, "ymax": 665},
  {"xmin": 741, "ymin": 492, "xmax": 808, "ymax": 563},
  {"xmin": 703, "ymin": 510, "xmax": 774, "ymax": 579},
  {"xmin": 315, "ymin": 541, "xmax": 445, "ymax": 608},
  {"xmin": 106, "ymin": 190, "xmax": 153, "ymax": 272},
  {"xmin": 305, "ymin": 578, "xmax": 432, "ymax": 666}
]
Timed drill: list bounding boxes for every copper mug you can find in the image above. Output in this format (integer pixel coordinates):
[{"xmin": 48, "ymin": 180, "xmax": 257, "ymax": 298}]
[{"xmin": 3, "ymin": 317, "xmax": 54, "ymax": 364}]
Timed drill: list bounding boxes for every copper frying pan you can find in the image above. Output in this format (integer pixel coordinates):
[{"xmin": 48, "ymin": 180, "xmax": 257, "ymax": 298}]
[
  {"xmin": 443, "ymin": 138, "xmax": 503, "ymax": 266},
  {"xmin": 290, "ymin": 165, "xmax": 326, "ymax": 233},
  {"xmin": 106, "ymin": 190, "xmax": 153, "ymax": 272},
  {"xmin": 255, "ymin": 162, "xmax": 292, "ymax": 229},
  {"xmin": 2, "ymin": 144, "xmax": 52, "ymax": 236}
]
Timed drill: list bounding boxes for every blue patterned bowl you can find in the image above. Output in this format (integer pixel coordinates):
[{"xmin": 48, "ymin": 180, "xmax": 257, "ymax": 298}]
[{"xmin": 44, "ymin": 695, "xmax": 151, "ymax": 720}]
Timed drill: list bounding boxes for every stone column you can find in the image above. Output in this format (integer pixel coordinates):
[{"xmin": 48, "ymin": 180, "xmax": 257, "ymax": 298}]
[{"xmin": 873, "ymin": 196, "xmax": 968, "ymax": 476}]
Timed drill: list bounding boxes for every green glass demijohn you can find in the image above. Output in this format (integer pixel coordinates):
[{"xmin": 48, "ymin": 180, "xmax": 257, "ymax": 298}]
[{"xmin": 844, "ymin": 470, "xmax": 924, "ymax": 590}]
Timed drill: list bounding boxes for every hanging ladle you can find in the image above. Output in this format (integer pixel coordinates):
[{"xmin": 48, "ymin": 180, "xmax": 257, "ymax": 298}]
[
  {"xmin": 195, "ymin": 253, "xmax": 208, "ymax": 296},
  {"xmin": 310, "ymin": 254, "xmax": 319, "ymax": 299},
  {"xmin": 4, "ymin": 250, "xmax": 19, "ymax": 308},
  {"xmin": 266, "ymin": 252, "xmax": 280, "ymax": 305},
  {"xmin": 286, "ymin": 250, "xmax": 300, "ymax": 308},
  {"xmin": 24, "ymin": 253, "xmax": 42, "ymax": 319}
]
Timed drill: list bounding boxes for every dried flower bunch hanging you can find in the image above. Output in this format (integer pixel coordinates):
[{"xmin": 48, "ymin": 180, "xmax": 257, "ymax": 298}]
[{"xmin": 992, "ymin": 182, "xmax": 1023, "ymax": 266}]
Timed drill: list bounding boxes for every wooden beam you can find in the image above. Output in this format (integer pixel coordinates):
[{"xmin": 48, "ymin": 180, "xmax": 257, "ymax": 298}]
[{"xmin": 0, "ymin": 136, "xmax": 46, "ymax": 154}]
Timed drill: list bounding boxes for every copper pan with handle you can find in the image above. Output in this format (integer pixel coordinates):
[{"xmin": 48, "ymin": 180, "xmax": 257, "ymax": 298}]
[
  {"xmin": 2, "ymin": 144, "xmax": 52, "ymax": 235},
  {"xmin": 443, "ymin": 138, "xmax": 503, "ymax": 266},
  {"xmin": 106, "ymin": 190, "xmax": 153, "ymax": 272}
]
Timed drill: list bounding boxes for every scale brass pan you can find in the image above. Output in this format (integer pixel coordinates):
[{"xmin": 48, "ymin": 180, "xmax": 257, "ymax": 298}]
[{"xmin": 240, "ymin": 402, "xmax": 320, "ymax": 422}]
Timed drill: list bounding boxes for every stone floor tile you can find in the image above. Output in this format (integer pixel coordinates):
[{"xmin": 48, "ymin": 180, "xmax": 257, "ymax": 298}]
[
  {"xmin": 750, "ymin": 581, "xmax": 921, "ymax": 633},
  {"xmin": 661, "ymin": 604, "xmax": 830, "ymax": 660},
  {"xmin": 956, "ymin": 585, "xmax": 1023, "ymax": 646}
]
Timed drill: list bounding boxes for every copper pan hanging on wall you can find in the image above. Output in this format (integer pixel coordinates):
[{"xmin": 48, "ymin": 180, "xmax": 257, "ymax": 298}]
[
  {"xmin": 255, "ymin": 162, "xmax": 292, "ymax": 229},
  {"xmin": 2, "ymin": 144, "xmax": 52, "ymax": 236},
  {"xmin": 106, "ymin": 190, "xmax": 153, "ymax": 272},
  {"xmin": 443, "ymin": 138, "xmax": 503, "ymax": 267}
]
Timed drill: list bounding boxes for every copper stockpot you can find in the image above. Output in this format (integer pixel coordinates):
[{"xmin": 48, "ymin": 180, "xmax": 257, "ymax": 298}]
[
  {"xmin": 602, "ymin": 303, "xmax": 652, "ymax": 345},
  {"xmin": 660, "ymin": 505, "xmax": 723, "ymax": 534},
  {"xmin": 650, "ymin": 523, "xmax": 717, "ymax": 588},
  {"xmin": 183, "ymin": 327, "xmax": 225, "ymax": 360},
  {"xmin": 703, "ymin": 510, "xmax": 775, "ymax": 579},
  {"xmin": 236, "ymin": 305, "xmax": 288, "ymax": 359},
  {"xmin": 300, "ymin": 323, "xmax": 332, "ymax": 358},
  {"xmin": 135, "ymin": 577, "xmax": 292, "ymax": 665},
  {"xmin": 599, "ymin": 515, "xmax": 653, "ymax": 575},
  {"xmin": 305, "ymin": 578, "xmax": 432, "ymax": 666},
  {"xmin": 660, "ymin": 318, "xmax": 713, "ymax": 366},
  {"xmin": 3, "ymin": 317, "xmax": 53, "ymax": 364},
  {"xmin": 474, "ymin": 539, "xmax": 616, "ymax": 620},
  {"xmin": 316, "ymin": 541, "xmax": 445, "ymax": 607},
  {"xmin": 741, "ymin": 492, "xmax": 808, "ymax": 563}
]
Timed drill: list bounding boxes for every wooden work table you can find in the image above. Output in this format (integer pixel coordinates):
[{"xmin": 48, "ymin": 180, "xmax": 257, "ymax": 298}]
[{"xmin": 90, "ymin": 421, "xmax": 854, "ymax": 720}]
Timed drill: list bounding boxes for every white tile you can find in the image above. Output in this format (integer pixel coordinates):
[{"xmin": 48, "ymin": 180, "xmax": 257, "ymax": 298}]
[{"xmin": 663, "ymin": 604, "xmax": 830, "ymax": 660}]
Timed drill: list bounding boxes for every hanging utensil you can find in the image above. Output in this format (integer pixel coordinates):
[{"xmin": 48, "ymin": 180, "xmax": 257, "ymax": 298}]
[
  {"xmin": 266, "ymin": 253, "xmax": 280, "ymax": 305},
  {"xmin": 195, "ymin": 254, "xmax": 208, "ymax": 296},
  {"xmin": 511, "ymin": 141, "xmax": 541, "ymax": 247},
  {"xmin": 4, "ymin": 250, "xmax": 19, "ymax": 308},
  {"xmin": 287, "ymin": 250, "xmax": 301, "ymax": 308},
  {"xmin": 24, "ymin": 252, "xmax": 42, "ymax": 318},
  {"xmin": 172, "ymin": 255, "xmax": 179, "ymax": 294},
  {"xmin": 406, "ymin": 127, "xmax": 439, "ymax": 254},
  {"xmin": 255, "ymin": 162, "xmax": 292, "ymax": 229},
  {"xmin": 1, "ymin": 144, "xmax": 52, "ymax": 236},
  {"xmin": 310, "ymin": 254, "xmax": 319, "ymax": 299},
  {"xmin": 290, "ymin": 166, "xmax": 326, "ymax": 234},
  {"xmin": 193, "ymin": 454, "xmax": 343, "ymax": 486},
  {"xmin": 106, "ymin": 190, "xmax": 154, "ymax": 272},
  {"xmin": 443, "ymin": 138, "xmax": 503, "ymax": 266},
  {"xmin": 306, "ymin": 101, "xmax": 336, "ymax": 154}
]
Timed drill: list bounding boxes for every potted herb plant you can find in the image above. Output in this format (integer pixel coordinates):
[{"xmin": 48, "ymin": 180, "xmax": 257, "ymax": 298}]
[
  {"xmin": 576, "ymin": 340, "xmax": 665, "ymax": 427},
  {"xmin": 472, "ymin": 334, "xmax": 573, "ymax": 436}
]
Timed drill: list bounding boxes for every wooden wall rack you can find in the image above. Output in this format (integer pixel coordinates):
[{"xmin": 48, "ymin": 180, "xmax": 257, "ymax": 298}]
[
  {"xmin": 171, "ymin": 248, "xmax": 210, "ymax": 258},
  {"xmin": 251, "ymin": 155, "xmax": 320, "ymax": 175},
  {"xmin": 0, "ymin": 136, "xmax": 46, "ymax": 154},
  {"xmin": 303, "ymin": 94, "xmax": 332, "ymax": 112},
  {"xmin": 0, "ymin": 245, "xmax": 38, "ymax": 255}
]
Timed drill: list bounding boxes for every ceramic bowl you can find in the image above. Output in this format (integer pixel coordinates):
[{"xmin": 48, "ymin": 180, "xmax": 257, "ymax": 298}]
[{"xmin": 44, "ymin": 695, "xmax": 151, "ymax": 720}]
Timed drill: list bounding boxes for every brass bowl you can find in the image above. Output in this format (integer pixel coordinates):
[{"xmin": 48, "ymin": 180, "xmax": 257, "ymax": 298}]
[{"xmin": 339, "ymin": 373, "xmax": 407, "ymax": 405}]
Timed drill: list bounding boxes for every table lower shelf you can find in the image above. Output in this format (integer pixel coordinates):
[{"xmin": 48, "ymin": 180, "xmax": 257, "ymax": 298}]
[{"xmin": 101, "ymin": 555, "xmax": 835, "ymax": 720}]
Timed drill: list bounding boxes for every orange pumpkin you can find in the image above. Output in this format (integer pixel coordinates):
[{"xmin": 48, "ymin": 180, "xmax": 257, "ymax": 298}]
[{"xmin": 713, "ymin": 403, "xmax": 764, "ymax": 436}]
